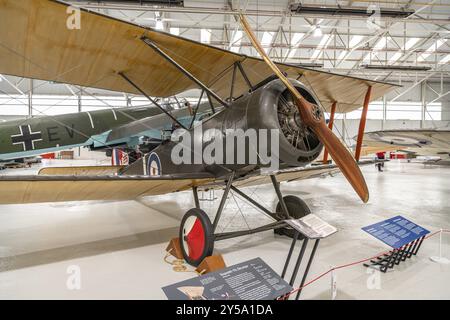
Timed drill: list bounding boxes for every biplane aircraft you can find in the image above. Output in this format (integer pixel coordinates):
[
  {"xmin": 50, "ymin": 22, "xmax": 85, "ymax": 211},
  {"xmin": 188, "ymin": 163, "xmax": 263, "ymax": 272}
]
[{"xmin": 0, "ymin": 0, "xmax": 399, "ymax": 266}]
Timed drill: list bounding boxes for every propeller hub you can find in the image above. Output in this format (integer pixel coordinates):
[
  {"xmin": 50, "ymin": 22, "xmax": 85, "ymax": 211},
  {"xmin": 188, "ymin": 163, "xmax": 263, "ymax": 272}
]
[
  {"xmin": 311, "ymin": 104, "xmax": 323, "ymax": 122},
  {"xmin": 293, "ymin": 111, "xmax": 303, "ymax": 128},
  {"xmin": 277, "ymin": 89, "xmax": 321, "ymax": 155},
  {"xmin": 286, "ymin": 111, "xmax": 303, "ymax": 132}
]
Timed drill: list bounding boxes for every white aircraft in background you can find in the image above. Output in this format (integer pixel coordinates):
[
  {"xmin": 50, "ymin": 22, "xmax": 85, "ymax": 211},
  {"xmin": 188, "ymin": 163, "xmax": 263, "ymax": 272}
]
[{"xmin": 361, "ymin": 129, "xmax": 450, "ymax": 164}]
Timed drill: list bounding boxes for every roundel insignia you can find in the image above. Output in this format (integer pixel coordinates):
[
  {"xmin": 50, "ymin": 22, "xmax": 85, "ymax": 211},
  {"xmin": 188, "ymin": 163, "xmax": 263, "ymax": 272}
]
[
  {"xmin": 374, "ymin": 134, "xmax": 432, "ymax": 147},
  {"xmin": 147, "ymin": 152, "xmax": 162, "ymax": 176}
]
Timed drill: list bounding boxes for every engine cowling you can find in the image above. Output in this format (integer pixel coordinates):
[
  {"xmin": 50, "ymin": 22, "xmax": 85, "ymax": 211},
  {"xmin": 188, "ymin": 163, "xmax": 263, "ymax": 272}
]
[{"xmin": 245, "ymin": 78, "xmax": 323, "ymax": 167}]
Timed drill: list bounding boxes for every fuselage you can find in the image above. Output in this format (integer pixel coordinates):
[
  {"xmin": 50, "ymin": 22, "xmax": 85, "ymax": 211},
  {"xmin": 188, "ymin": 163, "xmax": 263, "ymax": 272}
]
[
  {"xmin": 142, "ymin": 79, "xmax": 324, "ymax": 179},
  {"xmin": 0, "ymin": 106, "xmax": 162, "ymax": 160}
]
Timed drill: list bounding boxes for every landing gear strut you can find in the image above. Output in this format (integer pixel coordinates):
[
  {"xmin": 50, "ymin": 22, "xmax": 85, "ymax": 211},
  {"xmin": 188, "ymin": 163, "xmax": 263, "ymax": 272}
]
[{"xmin": 178, "ymin": 173, "xmax": 310, "ymax": 266}]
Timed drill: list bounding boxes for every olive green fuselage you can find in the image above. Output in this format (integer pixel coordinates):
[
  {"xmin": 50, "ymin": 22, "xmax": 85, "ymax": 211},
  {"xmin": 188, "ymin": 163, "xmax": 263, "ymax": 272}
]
[{"xmin": 0, "ymin": 106, "xmax": 161, "ymax": 160}]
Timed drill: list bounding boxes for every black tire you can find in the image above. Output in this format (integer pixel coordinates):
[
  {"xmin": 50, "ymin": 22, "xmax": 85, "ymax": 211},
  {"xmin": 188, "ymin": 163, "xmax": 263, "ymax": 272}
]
[
  {"xmin": 274, "ymin": 195, "xmax": 311, "ymax": 239},
  {"xmin": 179, "ymin": 208, "xmax": 214, "ymax": 266}
]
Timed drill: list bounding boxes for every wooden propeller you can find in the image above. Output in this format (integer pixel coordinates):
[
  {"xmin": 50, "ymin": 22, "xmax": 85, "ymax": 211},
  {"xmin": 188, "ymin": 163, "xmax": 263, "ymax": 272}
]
[{"xmin": 239, "ymin": 14, "xmax": 369, "ymax": 203}]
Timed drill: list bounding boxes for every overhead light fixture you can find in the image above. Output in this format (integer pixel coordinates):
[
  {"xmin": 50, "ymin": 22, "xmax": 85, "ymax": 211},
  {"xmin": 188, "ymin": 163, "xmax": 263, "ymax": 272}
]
[
  {"xmin": 290, "ymin": 4, "xmax": 414, "ymax": 18},
  {"xmin": 201, "ymin": 29, "xmax": 212, "ymax": 44},
  {"xmin": 153, "ymin": 11, "xmax": 164, "ymax": 30},
  {"xmin": 361, "ymin": 64, "xmax": 432, "ymax": 71},
  {"xmin": 417, "ymin": 39, "xmax": 446, "ymax": 62},
  {"xmin": 74, "ymin": 0, "xmax": 185, "ymax": 7},
  {"xmin": 313, "ymin": 26, "xmax": 322, "ymax": 37},
  {"xmin": 295, "ymin": 63, "xmax": 323, "ymax": 68},
  {"xmin": 154, "ymin": 16, "xmax": 164, "ymax": 31},
  {"xmin": 155, "ymin": 20, "xmax": 164, "ymax": 30}
]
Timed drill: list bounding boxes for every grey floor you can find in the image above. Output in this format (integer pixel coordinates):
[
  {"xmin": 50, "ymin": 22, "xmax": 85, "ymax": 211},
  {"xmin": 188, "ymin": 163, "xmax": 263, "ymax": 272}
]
[{"xmin": 0, "ymin": 161, "xmax": 449, "ymax": 299}]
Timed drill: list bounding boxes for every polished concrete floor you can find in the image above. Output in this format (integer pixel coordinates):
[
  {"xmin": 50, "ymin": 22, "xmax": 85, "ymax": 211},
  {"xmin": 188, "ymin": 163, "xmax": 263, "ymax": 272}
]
[{"xmin": 0, "ymin": 161, "xmax": 449, "ymax": 299}]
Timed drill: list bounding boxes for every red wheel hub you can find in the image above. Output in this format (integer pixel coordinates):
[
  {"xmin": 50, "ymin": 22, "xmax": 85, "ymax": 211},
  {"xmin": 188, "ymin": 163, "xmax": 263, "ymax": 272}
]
[{"xmin": 184, "ymin": 218, "xmax": 206, "ymax": 261}]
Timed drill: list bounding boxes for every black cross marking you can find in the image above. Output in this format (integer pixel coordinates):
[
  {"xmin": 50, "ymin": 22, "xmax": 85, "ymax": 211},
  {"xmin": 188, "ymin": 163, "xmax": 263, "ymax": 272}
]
[{"xmin": 11, "ymin": 125, "xmax": 43, "ymax": 151}]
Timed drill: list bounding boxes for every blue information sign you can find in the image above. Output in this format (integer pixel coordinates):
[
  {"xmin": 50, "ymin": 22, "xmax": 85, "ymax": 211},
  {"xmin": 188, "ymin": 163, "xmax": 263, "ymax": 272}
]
[{"xmin": 362, "ymin": 215, "xmax": 429, "ymax": 249}]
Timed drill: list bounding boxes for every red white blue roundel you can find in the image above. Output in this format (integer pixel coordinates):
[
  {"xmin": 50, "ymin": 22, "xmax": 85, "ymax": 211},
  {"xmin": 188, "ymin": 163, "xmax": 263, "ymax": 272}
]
[{"xmin": 147, "ymin": 152, "xmax": 162, "ymax": 176}]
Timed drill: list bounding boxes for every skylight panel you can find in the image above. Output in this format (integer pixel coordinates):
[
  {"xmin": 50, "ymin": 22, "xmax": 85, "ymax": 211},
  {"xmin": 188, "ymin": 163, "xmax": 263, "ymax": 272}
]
[
  {"xmin": 311, "ymin": 34, "xmax": 331, "ymax": 60},
  {"xmin": 417, "ymin": 39, "xmax": 446, "ymax": 62}
]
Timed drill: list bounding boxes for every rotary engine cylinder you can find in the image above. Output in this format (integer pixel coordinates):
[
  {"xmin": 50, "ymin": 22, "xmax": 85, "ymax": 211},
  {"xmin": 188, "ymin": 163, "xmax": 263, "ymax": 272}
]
[{"xmin": 222, "ymin": 78, "xmax": 324, "ymax": 167}]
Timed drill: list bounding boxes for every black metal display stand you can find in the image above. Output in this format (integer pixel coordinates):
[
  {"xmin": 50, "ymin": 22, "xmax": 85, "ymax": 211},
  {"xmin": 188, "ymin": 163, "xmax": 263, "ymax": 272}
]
[
  {"xmin": 363, "ymin": 236, "xmax": 425, "ymax": 273},
  {"xmin": 280, "ymin": 231, "xmax": 321, "ymax": 300}
]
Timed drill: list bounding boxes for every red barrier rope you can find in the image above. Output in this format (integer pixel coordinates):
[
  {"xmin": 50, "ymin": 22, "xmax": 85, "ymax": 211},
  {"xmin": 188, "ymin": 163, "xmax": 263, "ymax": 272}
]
[{"xmin": 281, "ymin": 229, "xmax": 447, "ymax": 299}]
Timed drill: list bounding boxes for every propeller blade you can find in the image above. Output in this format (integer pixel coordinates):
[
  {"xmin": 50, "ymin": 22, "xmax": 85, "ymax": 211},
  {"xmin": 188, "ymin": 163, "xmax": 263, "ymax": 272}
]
[
  {"xmin": 307, "ymin": 116, "xmax": 369, "ymax": 203},
  {"xmin": 239, "ymin": 13, "xmax": 369, "ymax": 203}
]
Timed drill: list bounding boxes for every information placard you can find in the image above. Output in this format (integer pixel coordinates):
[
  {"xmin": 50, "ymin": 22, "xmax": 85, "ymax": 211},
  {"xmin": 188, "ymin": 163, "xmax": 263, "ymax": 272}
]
[
  {"xmin": 285, "ymin": 214, "xmax": 337, "ymax": 239},
  {"xmin": 162, "ymin": 258, "xmax": 292, "ymax": 300},
  {"xmin": 362, "ymin": 215, "xmax": 429, "ymax": 249}
]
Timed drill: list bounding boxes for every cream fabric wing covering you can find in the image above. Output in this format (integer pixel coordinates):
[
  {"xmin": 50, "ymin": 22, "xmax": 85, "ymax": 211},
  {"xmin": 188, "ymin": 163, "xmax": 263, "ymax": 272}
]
[{"xmin": 0, "ymin": 0, "xmax": 398, "ymax": 113}]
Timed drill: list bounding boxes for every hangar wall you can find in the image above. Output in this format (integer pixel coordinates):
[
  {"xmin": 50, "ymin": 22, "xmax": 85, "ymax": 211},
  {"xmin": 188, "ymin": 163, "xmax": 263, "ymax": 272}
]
[
  {"xmin": 1, "ymin": 80, "xmax": 449, "ymax": 150},
  {"xmin": 332, "ymin": 81, "xmax": 450, "ymax": 145}
]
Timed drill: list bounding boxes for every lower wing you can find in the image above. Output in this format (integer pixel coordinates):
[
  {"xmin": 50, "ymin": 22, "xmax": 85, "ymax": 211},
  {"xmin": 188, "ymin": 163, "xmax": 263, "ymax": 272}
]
[{"xmin": 0, "ymin": 160, "xmax": 377, "ymax": 205}]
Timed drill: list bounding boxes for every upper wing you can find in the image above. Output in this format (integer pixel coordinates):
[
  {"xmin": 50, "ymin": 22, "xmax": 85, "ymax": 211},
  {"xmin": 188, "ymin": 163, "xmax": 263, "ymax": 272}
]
[{"xmin": 0, "ymin": 0, "xmax": 398, "ymax": 113}]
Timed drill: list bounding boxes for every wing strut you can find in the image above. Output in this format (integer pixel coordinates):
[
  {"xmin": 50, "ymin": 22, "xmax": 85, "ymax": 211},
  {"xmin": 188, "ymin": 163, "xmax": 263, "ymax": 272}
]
[
  {"xmin": 118, "ymin": 72, "xmax": 188, "ymax": 130},
  {"xmin": 322, "ymin": 101, "xmax": 337, "ymax": 164},
  {"xmin": 141, "ymin": 36, "xmax": 230, "ymax": 109},
  {"xmin": 355, "ymin": 86, "xmax": 372, "ymax": 161}
]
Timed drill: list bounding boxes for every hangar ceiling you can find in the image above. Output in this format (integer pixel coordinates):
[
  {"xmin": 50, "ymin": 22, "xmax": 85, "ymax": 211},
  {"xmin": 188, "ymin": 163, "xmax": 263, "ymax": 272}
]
[
  {"xmin": 67, "ymin": 0, "xmax": 450, "ymax": 83},
  {"xmin": 0, "ymin": 0, "xmax": 449, "ymax": 116}
]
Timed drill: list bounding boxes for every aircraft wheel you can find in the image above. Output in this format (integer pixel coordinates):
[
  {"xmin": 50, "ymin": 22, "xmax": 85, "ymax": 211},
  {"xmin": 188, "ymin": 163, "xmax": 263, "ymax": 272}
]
[
  {"xmin": 274, "ymin": 195, "xmax": 311, "ymax": 239},
  {"xmin": 180, "ymin": 208, "xmax": 214, "ymax": 267}
]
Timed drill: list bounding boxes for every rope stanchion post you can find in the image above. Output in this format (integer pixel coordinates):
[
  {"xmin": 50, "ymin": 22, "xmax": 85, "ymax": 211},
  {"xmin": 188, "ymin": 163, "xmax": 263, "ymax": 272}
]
[
  {"xmin": 430, "ymin": 229, "xmax": 450, "ymax": 264},
  {"xmin": 330, "ymin": 267, "xmax": 337, "ymax": 300}
]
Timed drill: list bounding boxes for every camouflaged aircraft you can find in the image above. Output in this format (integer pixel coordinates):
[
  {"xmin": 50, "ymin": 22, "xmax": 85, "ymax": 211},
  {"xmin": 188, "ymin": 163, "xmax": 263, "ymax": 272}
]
[{"xmin": 0, "ymin": 102, "xmax": 212, "ymax": 161}]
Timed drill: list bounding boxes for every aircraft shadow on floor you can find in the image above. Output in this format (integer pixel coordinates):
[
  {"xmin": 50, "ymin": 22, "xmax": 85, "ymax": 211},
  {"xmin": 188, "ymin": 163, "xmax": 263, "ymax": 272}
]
[{"xmin": 0, "ymin": 227, "xmax": 178, "ymax": 272}]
